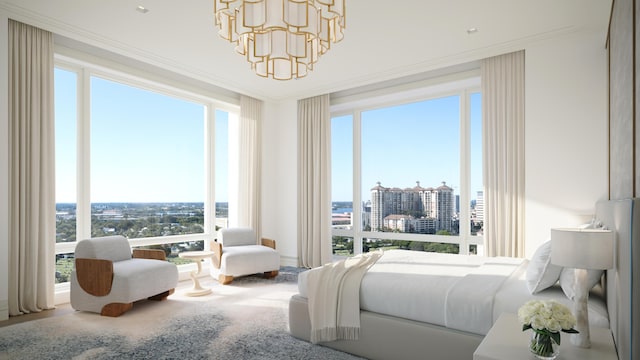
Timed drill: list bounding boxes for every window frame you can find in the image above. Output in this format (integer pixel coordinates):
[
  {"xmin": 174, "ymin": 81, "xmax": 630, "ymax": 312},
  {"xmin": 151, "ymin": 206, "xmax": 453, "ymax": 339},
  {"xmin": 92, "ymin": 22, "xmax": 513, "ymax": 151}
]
[
  {"xmin": 53, "ymin": 54, "xmax": 239, "ymax": 291},
  {"xmin": 330, "ymin": 71, "xmax": 482, "ymax": 255}
]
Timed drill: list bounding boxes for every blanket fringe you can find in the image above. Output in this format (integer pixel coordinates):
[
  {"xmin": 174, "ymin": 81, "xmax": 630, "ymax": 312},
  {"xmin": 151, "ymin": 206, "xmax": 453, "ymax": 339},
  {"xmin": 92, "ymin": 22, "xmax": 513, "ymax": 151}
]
[
  {"xmin": 337, "ymin": 326, "xmax": 360, "ymax": 340},
  {"xmin": 310, "ymin": 326, "xmax": 360, "ymax": 344}
]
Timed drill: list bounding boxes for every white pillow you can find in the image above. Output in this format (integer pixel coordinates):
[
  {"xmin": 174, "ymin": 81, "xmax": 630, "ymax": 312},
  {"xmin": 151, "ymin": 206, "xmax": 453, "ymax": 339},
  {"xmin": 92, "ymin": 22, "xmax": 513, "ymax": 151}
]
[
  {"xmin": 559, "ymin": 268, "xmax": 604, "ymax": 300},
  {"xmin": 526, "ymin": 240, "xmax": 563, "ymax": 294}
]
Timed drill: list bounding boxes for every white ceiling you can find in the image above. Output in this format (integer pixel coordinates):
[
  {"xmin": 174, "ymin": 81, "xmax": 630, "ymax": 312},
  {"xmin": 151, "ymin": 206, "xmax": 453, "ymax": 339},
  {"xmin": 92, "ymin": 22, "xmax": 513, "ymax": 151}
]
[{"xmin": 0, "ymin": 0, "xmax": 612, "ymax": 102}]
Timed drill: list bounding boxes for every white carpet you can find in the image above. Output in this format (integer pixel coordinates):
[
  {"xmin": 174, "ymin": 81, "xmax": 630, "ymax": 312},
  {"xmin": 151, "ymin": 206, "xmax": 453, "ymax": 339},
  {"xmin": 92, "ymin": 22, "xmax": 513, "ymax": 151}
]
[{"xmin": 0, "ymin": 268, "xmax": 364, "ymax": 360}]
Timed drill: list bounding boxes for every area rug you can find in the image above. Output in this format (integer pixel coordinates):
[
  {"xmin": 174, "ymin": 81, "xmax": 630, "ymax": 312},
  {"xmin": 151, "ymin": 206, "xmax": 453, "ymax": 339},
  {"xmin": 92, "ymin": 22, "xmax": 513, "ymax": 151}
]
[{"xmin": 0, "ymin": 267, "xmax": 364, "ymax": 360}]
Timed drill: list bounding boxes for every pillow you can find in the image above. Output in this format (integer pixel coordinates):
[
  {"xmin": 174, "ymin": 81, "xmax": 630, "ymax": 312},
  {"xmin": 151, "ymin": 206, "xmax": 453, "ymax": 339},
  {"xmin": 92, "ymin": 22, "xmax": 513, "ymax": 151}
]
[
  {"xmin": 559, "ymin": 268, "xmax": 604, "ymax": 300},
  {"xmin": 526, "ymin": 240, "xmax": 563, "ymax": 294}
]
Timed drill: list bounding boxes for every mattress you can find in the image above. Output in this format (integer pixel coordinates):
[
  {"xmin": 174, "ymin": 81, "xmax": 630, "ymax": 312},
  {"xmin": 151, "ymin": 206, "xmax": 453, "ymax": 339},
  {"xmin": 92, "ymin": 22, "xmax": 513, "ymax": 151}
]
[{"xmin": 298, "ymin": 249, "xmax": 609, "ymax": 336}]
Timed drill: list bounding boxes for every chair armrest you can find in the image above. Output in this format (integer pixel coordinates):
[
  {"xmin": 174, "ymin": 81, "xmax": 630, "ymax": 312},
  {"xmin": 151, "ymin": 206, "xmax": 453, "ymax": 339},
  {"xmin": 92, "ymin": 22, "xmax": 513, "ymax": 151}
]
[
  {"xmin": 261, "ymin": 238, "xmax": 276, "ymax": 250},
  {"xmin": 75, "ymin": 258, "xmax": 114, "ymax": 297},
  {"xmin": 210, "ymin": 241, "xmax": 222, "ymax": 269},
  {"xmin": 132, "ymin": 249, "xmax": 167, "ymax": 261}
]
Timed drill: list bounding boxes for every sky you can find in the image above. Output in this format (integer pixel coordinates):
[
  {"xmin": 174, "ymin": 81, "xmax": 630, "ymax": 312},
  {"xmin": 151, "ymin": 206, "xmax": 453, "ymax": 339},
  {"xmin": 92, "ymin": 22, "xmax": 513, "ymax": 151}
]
[
  {"xmin": 54, "ymin": 68, "xmax": 229, "ymax": 203},
  {"xmin": 332, "ymin": 93, "xmax": 483, "ymax": 203},
  {"xmin": 55, "ymin": 67, "xmax": 482, "ymax": 205}
]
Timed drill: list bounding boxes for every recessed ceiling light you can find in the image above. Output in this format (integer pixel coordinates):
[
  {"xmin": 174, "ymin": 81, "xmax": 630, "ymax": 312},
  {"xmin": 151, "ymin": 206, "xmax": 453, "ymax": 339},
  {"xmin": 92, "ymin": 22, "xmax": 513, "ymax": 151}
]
[
  {"xmin": 136, "ymin": 5, "xmax": 149, "ymax": 14},
  {"xmin": 467, "ymin": 28, "xmax": 479, "ymax": 35}
]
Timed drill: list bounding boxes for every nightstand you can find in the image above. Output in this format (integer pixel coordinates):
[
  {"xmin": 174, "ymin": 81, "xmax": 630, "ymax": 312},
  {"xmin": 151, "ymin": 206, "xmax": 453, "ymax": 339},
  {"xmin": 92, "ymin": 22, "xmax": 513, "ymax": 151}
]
[{"xmin": 473, "ymin": 313, "xmax": 617, "ymax": 360}]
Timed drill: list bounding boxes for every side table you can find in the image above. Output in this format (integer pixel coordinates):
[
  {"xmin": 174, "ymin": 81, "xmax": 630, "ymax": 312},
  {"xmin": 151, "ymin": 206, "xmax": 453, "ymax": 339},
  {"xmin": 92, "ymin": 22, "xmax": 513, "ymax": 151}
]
[
  {"xmin": 473, "ymin": 313, "xmax": 617, "ymax": 360},
  {"xmin": 178, "ymin": 250, "xmax": 215, "ymax": 296}
]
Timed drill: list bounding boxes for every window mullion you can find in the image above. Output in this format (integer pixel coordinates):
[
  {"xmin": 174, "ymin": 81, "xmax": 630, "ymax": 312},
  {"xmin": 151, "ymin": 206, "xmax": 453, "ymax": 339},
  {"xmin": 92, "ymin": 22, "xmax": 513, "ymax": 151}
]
[
  {"xmin": 458, "ymin": 90, "xmax": 471, "ymax": 255},
  {"xmin": 353, "ymin": 110, "xmax": 363, "ymax": 255},
  {"xmin": 203, "ymin": 104, "xmax": 216, "ymax": 250},
  {"xmin": 76, "ymin": 69, "xmax": 91, "ymax": 241}
]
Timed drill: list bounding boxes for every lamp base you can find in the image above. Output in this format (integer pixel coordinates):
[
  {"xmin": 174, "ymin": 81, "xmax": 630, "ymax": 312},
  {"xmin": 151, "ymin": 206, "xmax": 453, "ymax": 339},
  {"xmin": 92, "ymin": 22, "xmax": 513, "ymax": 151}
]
[{"xmin": 572, "ymin": 268, "xmax": 591, "ymax": 348}]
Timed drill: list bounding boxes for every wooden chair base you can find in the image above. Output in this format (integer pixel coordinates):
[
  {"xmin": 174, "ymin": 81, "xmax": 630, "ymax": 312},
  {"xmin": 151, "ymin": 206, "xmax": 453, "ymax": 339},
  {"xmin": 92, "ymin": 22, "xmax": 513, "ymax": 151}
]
[
  {"xmin": 148, "ymin": 288, "xmax": 174, "ymax": 301},
  {"xmin": 218, "ymin": 271, "xmax": 279, "ymax": 285},
  {"xmin": 219, "ymin": 274, "xmax": 234, "ymax": 285},
  {"xmin": 101, "ymin": 302, "xmax": 133, "ymax": 317},
  {"xmin": 99, "ymin": 289, "xmax": 175, "ymax": 317}
]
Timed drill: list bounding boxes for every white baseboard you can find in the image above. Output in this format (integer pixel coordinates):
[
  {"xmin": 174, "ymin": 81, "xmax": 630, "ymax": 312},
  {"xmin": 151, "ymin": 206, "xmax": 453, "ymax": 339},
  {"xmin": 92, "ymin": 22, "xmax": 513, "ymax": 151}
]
[
  {"xmin": 54, "ymin": 282, "xmax": 70, "ymax": 305},
  {"xmin": 0, "ymin": 299, "xmax": 8, "ymax": 321},
  {"xmin": 280, "ymin": 255, "xmax": 298, "ymax": 267}
]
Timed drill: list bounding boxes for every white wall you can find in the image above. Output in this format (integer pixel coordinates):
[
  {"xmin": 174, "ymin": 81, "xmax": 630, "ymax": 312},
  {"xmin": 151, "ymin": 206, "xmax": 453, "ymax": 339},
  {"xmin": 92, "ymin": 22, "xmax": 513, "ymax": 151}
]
[
  {"xmin": 0, "ymin": 12, "xmax": 10, "ymax": 321},
  {"xmin": 261, "ymin": 99, "xmax": 299, "ymax": 266},
  {"xmin": 524, "ymin": 29, "xmax": 608, "ymax": 257}
]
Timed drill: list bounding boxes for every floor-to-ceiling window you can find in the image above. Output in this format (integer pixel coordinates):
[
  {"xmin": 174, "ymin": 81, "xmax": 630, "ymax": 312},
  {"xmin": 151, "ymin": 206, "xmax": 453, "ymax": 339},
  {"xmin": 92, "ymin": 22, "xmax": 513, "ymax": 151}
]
[
  {"xmin": 54, "ymin": 58, "xmax": 238, "ymax": 285},
  {"xmin": 331, "ymin": 74, "xmax": 483, "ymax": 256}
]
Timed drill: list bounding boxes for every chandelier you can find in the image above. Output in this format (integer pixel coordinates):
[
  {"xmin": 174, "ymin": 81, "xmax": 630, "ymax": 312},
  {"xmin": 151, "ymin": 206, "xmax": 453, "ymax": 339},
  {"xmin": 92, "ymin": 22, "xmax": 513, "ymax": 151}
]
[{"xmin": 213, "ymin": 0, "xmax": 345, "ymax": 80}]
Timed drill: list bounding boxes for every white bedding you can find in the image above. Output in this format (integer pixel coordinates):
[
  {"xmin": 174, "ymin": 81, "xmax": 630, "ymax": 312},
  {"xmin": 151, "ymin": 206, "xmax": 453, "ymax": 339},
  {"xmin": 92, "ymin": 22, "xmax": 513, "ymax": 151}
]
[
  {"xmin": 298, "ymin": 249, "xmax": 609, "ymax": 336},
  {"xmin": 492, "ymin": 256, "xmax": 610, "ymax": 329}
]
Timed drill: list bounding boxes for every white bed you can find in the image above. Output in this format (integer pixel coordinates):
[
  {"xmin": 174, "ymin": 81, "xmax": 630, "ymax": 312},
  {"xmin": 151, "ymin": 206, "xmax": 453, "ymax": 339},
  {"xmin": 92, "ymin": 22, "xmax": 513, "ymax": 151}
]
[{"xmin": 288, "ymin": 198, "xmax": 639, "ymax": 360}]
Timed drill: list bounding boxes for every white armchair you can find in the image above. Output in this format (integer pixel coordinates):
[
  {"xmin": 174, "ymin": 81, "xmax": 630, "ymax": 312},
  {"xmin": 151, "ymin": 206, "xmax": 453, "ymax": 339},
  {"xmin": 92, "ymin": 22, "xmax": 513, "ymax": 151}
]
[
  {"xmin": 210, "ymin": 228, "xmax": 280, "ymax": 285},
  {"xmin": 70, "ymin": 235, "xmax": 178, "ymax": 316}
]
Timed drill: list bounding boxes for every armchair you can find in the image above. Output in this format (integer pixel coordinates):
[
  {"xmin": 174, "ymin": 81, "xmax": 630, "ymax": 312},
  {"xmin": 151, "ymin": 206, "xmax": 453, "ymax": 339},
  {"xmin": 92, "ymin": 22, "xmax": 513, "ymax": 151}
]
[
  {"xmin": 70, "ymin": 235, "xmax": 178, "ymax": 317},
  {"xmin": 210, "ymin": 228, "xmax": 280, "ymax": 285}
]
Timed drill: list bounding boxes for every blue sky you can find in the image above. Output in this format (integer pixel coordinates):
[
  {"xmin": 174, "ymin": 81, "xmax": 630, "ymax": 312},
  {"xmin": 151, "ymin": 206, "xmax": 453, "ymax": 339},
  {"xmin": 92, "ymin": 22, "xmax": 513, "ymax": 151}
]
[
  {"xmin": 55, "ymin": 68, "xmax": 481, "ymax": 205},
  {"xmin": 54, "ymin": 68, "xmax": 228, "ymax": 203},
  {"xmin": 332, "ymin": 93, "xmax": 483, "ymax": 203}
]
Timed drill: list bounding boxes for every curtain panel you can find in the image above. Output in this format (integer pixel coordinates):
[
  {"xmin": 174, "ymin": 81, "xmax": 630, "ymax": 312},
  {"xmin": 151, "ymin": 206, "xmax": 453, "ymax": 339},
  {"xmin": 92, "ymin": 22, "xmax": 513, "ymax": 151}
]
[
  {"xmin": 297, "ymin": 94, "xmax": 332, "ymax": 268},
  {"xmin": 8, "ymin": 20, "xmax": 56, "ymax": 315},
  {"xmin": 481, "ymin": 50, "xmax": 526, "ymax": 258},
  {"xmin": 238, "ymin": 95, "xmax": 263, "ymax": 236}
]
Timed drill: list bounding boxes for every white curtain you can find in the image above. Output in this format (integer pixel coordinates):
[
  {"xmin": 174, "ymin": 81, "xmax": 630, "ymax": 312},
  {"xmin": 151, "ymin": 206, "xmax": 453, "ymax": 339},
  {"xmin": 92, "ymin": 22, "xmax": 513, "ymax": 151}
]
[
  {"xmin": 237, "ymin": 95, "xmax": 262, "ymax": 236},
  {"xmin": 297, "ymin": 94, "xmax": 332, "ymax": 268},
  {"xmin": 8, "ymin": 20, "xmax": 56, "ymax": 315},
  {"xmin": 481, "ymin": 50, "xmax": 526, "ymax": 258}
]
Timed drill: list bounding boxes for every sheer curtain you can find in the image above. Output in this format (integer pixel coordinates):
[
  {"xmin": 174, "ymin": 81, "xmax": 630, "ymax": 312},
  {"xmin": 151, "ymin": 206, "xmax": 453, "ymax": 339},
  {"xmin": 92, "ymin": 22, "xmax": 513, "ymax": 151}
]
[
  {"xmin": 237, "ymin": 95, "xmax": 262, "ymax": 236},
  {"xmin": 8, "ymin": 20, "xmax": 56, "ymax": 315},
  {"xmin": 481, "ymin": 50, "xmax": 526, "ymax": 258},
  {"xmin": 297, "ymin": 94, "xmax": 332, "ymax": 268}
]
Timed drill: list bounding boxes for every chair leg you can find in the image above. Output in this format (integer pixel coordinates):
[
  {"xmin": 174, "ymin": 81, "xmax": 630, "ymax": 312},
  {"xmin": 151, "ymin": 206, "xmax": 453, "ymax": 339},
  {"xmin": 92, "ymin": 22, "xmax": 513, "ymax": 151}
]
[
  {"xmin": 148, "ymin": 288, "xmax": 174, "ymax": 301},
  {"xmin": 219, "ymin": 274, "xmax": 234, "ymax": 285},
  {"xmin": 101, "ymin": 302, "xmax": 133, "ymax": 317},
  {"xmin": 264, "ymin": 270, "xmax": 279, "ymax": 279}
]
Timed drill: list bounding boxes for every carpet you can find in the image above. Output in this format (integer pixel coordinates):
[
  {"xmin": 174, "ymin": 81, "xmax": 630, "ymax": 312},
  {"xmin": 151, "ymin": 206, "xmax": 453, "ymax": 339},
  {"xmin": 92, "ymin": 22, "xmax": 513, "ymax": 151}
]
[{"xmin": 0, "ymin": 267, "xmax": 364, "ymax": 360}]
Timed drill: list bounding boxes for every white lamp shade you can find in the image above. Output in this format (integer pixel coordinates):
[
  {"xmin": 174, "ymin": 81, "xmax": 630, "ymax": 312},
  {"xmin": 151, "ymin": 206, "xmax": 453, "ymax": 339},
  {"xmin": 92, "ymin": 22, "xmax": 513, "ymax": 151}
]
[{"xmin": 550, "ymin": 228, "xmax": 614, "ymax": 269}]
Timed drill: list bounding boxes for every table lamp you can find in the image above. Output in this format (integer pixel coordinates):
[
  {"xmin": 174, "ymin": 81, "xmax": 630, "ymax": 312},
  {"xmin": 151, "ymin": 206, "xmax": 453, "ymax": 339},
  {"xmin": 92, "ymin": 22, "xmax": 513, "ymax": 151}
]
[{"xmin": 550, "ymin": 227, "xmax": 614, "ymax": 348}]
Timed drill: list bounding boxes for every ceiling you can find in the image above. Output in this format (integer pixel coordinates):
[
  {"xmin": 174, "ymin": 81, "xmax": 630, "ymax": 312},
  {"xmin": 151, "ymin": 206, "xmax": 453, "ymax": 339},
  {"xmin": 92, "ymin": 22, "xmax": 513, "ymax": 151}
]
[{"xmin": 0, "ymin": 0, "xmax": 612, "ymax": 102}]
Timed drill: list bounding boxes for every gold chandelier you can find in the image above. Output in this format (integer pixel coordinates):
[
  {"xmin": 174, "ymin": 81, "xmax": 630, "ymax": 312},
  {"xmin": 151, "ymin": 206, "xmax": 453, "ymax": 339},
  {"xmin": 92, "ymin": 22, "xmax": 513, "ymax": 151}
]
[{"xmin": 213, "ymin": 0, "xmax": 346, "ymax": 80}]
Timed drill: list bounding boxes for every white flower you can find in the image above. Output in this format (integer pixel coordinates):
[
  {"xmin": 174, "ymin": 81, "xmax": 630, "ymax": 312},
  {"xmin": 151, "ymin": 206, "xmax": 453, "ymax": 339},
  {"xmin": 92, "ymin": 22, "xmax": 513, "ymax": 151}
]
[{"xmin": 518, "ymin": 300, "xmax": 577, "ymax": 333}]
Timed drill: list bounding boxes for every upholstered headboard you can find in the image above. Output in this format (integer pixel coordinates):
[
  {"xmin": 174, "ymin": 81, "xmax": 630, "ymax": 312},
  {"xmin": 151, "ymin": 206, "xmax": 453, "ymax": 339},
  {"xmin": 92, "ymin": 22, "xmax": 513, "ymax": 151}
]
[{"xmin": 595, "ymin": 198, "xmax": 639, "ymax": 360}]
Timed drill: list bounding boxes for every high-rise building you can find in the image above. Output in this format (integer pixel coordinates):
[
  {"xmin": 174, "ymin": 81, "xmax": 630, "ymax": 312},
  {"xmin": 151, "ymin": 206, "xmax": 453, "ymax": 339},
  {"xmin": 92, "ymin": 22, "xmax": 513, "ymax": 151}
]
[
  {"xmin": 436, "ymin": 182, "xmax": 454, "ymax": 232},
  {"xmin": 370, "ymin": 181, "xmax": 455, "ymax": 233},
  {"xmin": 476, "ymin": 190, "xmax": 484, "ymax": 222}
]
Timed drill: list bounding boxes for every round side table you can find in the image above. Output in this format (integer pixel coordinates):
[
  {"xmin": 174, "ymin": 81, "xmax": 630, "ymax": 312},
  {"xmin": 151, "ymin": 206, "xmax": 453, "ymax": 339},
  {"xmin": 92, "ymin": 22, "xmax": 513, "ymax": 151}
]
[{"xmin": 178, "ymin": 250, "xmax": 215, "ymax": 296}]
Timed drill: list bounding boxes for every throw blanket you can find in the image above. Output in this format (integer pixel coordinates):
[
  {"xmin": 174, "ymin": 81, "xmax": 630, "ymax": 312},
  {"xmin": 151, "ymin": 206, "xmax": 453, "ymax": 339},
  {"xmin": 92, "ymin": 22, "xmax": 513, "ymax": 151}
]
[{"xmin": 306, "ymin": 251, "xmax": 383, "ymax": 343}]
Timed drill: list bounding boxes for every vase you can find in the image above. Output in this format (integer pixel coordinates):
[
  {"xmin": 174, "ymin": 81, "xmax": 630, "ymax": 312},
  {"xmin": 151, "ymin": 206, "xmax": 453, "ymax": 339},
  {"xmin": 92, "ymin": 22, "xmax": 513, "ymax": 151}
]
[{"xmin": 529, "ymin": 331, "xmax": 559, "ymax": 360}]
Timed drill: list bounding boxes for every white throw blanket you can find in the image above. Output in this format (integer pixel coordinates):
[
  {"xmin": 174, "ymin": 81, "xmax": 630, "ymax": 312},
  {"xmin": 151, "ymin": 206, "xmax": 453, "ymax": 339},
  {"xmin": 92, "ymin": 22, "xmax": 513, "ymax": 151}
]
[{"xmin": 306, "ymin": 251, "xmax": 383, "ymax": 343}]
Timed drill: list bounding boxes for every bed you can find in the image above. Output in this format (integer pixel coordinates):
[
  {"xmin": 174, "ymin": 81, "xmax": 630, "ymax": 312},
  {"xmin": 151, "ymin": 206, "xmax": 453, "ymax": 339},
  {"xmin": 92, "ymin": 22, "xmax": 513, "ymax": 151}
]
[{"xmin": 288, "ymin": 198, "xmax": 639, "ymax": 360}]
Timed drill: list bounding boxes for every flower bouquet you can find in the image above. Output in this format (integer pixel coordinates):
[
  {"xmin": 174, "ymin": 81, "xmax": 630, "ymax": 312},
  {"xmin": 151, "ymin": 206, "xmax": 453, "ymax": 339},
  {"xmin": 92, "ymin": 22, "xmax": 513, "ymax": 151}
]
[{"xmin": 517, "ymin": 300, "xmax": 579, "ymax": 360}]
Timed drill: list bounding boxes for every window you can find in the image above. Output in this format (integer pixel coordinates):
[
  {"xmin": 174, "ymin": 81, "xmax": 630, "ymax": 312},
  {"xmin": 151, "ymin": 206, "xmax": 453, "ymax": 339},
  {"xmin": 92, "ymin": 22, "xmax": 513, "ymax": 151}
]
[
  {"xmin": 54, "ymin": 59, "xmax": 238, "ymax": 284},
  {"xmin": 54, "ymin": 67, "xmax": 77, "ymax": 283},
  {"xmin": 331, "ymin": 115, "xmax": 354, "ymax": 255},
  {"xmin": 215, "ymin": 109, "xmax": 230, "ymax": 230},
  {"xmin": 89, "ymin": 76, "xmax": 205, "ymax": 240},
  {"xmin": 331, "ymin": 75, "xmax": 482, "ymax": 256}
]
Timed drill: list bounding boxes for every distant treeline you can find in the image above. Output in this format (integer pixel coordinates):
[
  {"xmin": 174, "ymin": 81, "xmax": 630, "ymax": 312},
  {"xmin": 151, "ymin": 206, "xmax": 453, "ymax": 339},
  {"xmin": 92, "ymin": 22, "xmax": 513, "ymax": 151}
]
[{"xmin": 55, "ymin": 202, "xmax": 228, "ymax": 243}]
